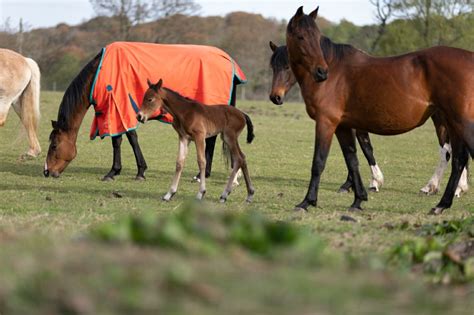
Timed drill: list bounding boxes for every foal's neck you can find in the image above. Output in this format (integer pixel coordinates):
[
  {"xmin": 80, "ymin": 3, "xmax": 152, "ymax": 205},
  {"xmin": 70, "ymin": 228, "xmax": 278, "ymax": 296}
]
[{"xmin": 162, "ymin": 88, "xmax": 197, "ymax": 121}]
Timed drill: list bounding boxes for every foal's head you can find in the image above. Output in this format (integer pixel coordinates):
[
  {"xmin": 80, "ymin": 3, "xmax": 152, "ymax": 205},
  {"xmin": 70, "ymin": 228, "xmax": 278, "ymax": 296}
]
[
  {"xmin": 286, "ymin": 6, "xmax": 328, "ymax": 83},
  {"xmin": 44, "ymin": 121, "xmax": 77, "ymax": 178},
  {"xmin": 269, "ymin": 41, "xmax": 297, "ymax": 105},
  {"xmin": 137, "ymin": 79, "xmax": 164, "ymax": 123}
]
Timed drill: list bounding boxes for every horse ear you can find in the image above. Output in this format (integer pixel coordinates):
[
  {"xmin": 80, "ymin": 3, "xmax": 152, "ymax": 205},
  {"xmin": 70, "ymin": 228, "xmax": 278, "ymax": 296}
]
[
  {"xmin": 309, "ymin": 6, "xmax": 319, "ymax": 20},
  {"xmin": 147, "ymin": 78, "xmax": 153, "ymax": 88},
  {"xmin": 295, "ymin": 6, "xmax": 304, "ymax": 17},
  {"xmin": 269, "ymin": 41, "xmax": 277, "ymax": 52},
  {"xmin": 156, "ymin": 79, "xmax": 163, "ymax": 89},
  {"xmin": 51, "ymin": 120, "xmax": 58, "ymax": 129}
]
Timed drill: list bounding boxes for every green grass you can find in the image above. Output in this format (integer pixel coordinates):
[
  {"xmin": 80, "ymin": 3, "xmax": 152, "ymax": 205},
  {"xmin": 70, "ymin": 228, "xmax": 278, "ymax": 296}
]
[{"xmin": 0, "ymin": 91, "xmax": 473, "ymax": 314}]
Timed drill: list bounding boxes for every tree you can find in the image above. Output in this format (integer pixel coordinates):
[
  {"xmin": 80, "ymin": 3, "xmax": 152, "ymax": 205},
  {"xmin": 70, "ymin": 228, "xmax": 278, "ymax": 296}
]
[
  {"xmin": 369, "ymin": 0, "xmax": 394, "ymax": 52},
  {"xmin": 89, "ymin": 0, "xmax": 200, "ymax": 39},
  {"xmin": 391, "ymin": 0, "xmax": 473, "ymax": 46}
]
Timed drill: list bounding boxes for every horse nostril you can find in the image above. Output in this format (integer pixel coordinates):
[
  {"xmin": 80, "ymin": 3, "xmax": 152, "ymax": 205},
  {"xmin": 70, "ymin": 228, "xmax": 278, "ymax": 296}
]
[
  {"xmin": 44, "ymin": 169, "xmax": 50, "ymax": 177},
  {"xmin": 270, "ymin": 94, "xmax": 283, "ymax": 105},
  {"xmin": 136, "ymin": 113, "xmax": 143, "ymax": 122}
]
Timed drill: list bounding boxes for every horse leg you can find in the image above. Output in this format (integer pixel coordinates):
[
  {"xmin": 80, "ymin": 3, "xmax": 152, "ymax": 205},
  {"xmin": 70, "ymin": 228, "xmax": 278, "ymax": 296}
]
[
  {"xmin": 238, "ymin": 144, "xmax": 255, "ymax": 203},
  {"xmin": 103, "ymin": 135, "xmax": 123, "ymax": 181},
  {"xmin": 429, "ymin": 134, "xmax": 469, "ymax": 215},
  {"xmin": 12, "ymin": 98, "xmax": 41, "ymax": 158},
  {"xmin": 420, "ymin": 143, "xmax": 450, "ymax": 195},
  {"xmin": 195, "ymin": 134, "xmax": 207, "ymax": 200},
  {"xmin": 193, "ymin": 135, "xmax": 215, "ymax": 182},
  {"xmin": 337, "ymin": 127, "xmax": 368, "ymax": 211},
  {"xmin": 125, "ymin": 130, "xmax": 148, "ymax": 180},
  {"xmin": 295, "ymin": 121, "xmax": 336, "ymax": 211},
  {"xmin": 163, "ymin": 136, "xmax": 189, "ymax": 201},
  {"xmin": 355, "ymin": 130, "xmax": 383, "ymax": 192},
  {"xmin": 220, "ymin": 138, "xmax": 241, "ymax": 202}
]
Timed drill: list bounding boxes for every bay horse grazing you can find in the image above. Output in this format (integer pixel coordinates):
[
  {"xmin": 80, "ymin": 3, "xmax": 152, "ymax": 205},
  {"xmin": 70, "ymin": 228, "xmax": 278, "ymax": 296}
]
[
  {"xmin": 137, "ymin": 79, "xmax": 255, "ymax": 203},
  {"xmin": 286, "ymin": 6, "xmax": 473, "ymax": 215},
  {"xmin": 268, "ymin": 41, "xmax": 469, "ymax": 197},
  {"xmin": 269, "ymin": 41, "xmax": 384, "ymax": 193},
  {"xmin": 0, "ymin": 48, "xmax": 41, "ymax": 158},
  {"xmin": 44, "ymin": 42, "xmax": 245, "ymax": 180}
]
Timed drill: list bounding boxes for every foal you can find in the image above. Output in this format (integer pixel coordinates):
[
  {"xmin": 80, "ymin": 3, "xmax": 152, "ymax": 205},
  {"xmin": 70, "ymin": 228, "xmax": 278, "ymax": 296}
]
[{"xmin": 137, "ymin": 79, "xmax": 255, "ymax": 203}]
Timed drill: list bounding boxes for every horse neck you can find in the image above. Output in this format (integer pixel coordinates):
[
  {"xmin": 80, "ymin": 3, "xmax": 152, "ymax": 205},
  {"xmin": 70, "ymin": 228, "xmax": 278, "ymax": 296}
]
[{"xmin": 162, "ymin": 89, "xmax": 194, "ymax": 121}]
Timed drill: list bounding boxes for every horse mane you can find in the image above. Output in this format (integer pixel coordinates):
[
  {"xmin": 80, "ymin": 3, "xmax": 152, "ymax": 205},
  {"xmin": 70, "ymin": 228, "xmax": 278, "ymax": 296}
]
[
  {"xmin": 320, "ymin": 36, "xmax": 357, "ymax": 63},
  {"xmin": 270, "ymin": 46, "xmax": 289, "ymax": 70},
  {"xmin": 56, "ymin": 51, "xmax": 102, "ymax": 130},
  {"xmin": 163, "ymin": 87, "xmax": 200, "ymax": 105}
]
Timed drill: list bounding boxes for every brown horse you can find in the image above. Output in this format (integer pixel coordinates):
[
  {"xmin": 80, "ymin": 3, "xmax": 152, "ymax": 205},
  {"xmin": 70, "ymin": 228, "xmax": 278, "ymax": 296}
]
[
  {"xmin": 268, "ymin": 41, "xmax": 469, "ymax": 197},
  {"xmin": 269, "ymin": 41, "xmax": 384, "ymax": 193},
  {"xmin": 286, "ymin": 6, "xmax": 473, "ymax": 215},
  {"xmin": 137, "ymin": 79, "xmax": 255, "ymax": 203}
]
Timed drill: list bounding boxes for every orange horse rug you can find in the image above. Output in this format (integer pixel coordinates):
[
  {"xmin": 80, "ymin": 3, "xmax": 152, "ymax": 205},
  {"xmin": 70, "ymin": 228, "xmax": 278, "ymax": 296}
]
[{"xmin": 89, "ymin": 42, "xmax": 246, "ymax": 139}]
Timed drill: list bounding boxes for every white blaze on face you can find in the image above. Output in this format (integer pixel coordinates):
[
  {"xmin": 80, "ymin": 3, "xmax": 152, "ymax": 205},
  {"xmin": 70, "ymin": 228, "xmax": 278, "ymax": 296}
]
[{"xmin": 44, "ymin": 161, "xmax": 48, "ymax": 171}]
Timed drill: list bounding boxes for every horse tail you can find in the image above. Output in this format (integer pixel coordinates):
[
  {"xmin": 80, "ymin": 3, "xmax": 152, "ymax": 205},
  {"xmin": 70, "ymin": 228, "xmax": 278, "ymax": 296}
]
[
  {"xmin": 243, "ymin": 113, "xmax": 255, "ymax": 144},
  {"xmin": 19, "ymin": 58, "xmax": 41, "ymax": 157}
]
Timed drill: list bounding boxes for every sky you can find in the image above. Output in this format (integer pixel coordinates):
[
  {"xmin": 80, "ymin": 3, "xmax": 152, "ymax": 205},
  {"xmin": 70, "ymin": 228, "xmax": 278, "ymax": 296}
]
[{"xmin": 0, "ymin": 0, "xmax": 376, "ymax": 30}]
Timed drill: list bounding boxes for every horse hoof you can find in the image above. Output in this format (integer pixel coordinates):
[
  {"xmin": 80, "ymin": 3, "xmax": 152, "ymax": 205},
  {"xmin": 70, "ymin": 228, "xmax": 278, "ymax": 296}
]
[
  {"xmin": 348, "ymin": 207, "xmax": 363, "ymax": 212},
  {"xmin": 196, "ymin": 191, "xmax": 206, "ymax": 200},
  {"xmin": 368, "ymin": 186, "xmax": 379, "ymax": 193},
  {"xmin": 219, "ymin": 197, "xmax": 227, "ymax": 203},
  {"xmin": 428, "ymin": 207, "xmax": 445, "ymax": 215},
  {"xmin": 337, "ymin": 187, "xmax": 350, "ymax": 194},
  {"xmin": 293, "ymin": 206, "xmax": 308, "ymax": 213},
  {"xmin": 102, "ymin": 176, "xmax": 114, "ymax": 182},
  {"xmin": 245, "ymin": 195, "xmax": 253, "ymax": 203},
  {"xmin": 135, "ymin": 176, "xmax": 146, "ymax": 181}
]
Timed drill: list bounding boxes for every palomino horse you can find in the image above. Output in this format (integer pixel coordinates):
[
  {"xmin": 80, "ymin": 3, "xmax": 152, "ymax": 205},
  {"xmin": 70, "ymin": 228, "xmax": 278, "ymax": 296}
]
[
  {"xmin": 268, "ymin": 41, "xmax": 468, "ymax": 197},
  {"xmin": 286, "ymin": 6, "xmax": 473, "ymax": 215},
  {"xmin": 0, "ymin": 48, "xmax": 41, "ymax": 158},
  {"xmin": 44, "ymin": 43, "xmax": 244, "ymax": 180},
  {"xmin": 137, "ymin": 79, "xmax": 255, "ymax": 203}
]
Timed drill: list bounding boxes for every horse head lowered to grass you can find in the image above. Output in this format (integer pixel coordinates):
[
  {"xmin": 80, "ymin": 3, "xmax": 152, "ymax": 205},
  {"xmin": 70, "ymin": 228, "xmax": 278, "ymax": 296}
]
[
  {"xmin": 44, "ymin": 42, "xmax": 246, "ymax": 180},
  {"xmin": 286, "ymin": 6, "xmax": 473, "ymax": 215}
]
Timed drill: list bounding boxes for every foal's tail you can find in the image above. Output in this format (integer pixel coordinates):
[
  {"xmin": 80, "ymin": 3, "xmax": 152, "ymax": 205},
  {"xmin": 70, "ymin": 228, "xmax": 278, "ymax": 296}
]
[
  {"xmin": 243, "ymin": 113, "xmax": 255, "ymax": 144},
  {"xmin": 19, "ymin": 58, "xmax": 41, "ymax": 157}
]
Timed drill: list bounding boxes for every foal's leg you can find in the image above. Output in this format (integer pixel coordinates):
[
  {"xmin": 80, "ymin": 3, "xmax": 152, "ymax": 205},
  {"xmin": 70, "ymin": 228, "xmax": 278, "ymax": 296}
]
[
  {"xmin": 430, "ymin": 135, "xmax": 469, "ymax": 215},
  {"xmin": 125, "ymin": 130, "xmax": 148, "ymax": 180},
  {"xmin": 195, "ymin": 134, "xmax": 207, "ymax": 200},
  {"xmin": 356, "ymin": 130, "xmax": 383, "ymax": 192},
  {"xmin": 336, "ymin": 127, "xmax": 368, "ymax": 211},
  {"xmin": 103, "ymin": 135, "xmax": 123, "ymax": 181},
  {"xmin": 295, "ymin": 121, "xmax": 337, "ymax": 211},
  {"xmin": 163, "ymin": 137, "xmax": 189, "ymax": 201},
  {"xmin": 193, "ymin": 135, "xmax": 215, "ymax": 181},
  {"xmin": 219, "ymin": 141, "xmax": 241, "ymax": 203}
]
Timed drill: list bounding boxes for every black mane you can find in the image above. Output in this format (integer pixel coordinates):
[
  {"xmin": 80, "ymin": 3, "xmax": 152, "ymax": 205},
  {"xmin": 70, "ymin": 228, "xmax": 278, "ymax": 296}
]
[
  {"xmin": 56, "ymin": 51, "xmax": 102, "ymax": 130},
  {"xmin": 320, "ymin": 36, "xmax": 356, "ymax": 63}
]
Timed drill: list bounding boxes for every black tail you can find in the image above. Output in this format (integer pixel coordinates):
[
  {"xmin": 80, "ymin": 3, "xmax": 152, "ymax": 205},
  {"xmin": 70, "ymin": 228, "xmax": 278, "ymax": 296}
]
[{"xmin": 244, "ymin": 113, "xmax": 255, "ymax": 144}]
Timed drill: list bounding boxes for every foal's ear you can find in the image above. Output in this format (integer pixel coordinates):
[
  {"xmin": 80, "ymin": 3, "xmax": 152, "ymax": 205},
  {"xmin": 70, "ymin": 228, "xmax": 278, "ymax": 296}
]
[
  {"xmin": 147, "ymin": 78, "xmax": 153, "ymax": 88},
  {"xmin": 51, "ymin": 120, "xmax": 58, "ymax": 129},
  {"xmin": 156, "ymin": 79, "xmax": 163, "ymax": 89},
  {"xmin": 269, "ymin": 41, "xmax": 278, "ymax": 52},
  {"xmin": 309, "ymin": 6, "xmax": 319, "ymax": 20}
]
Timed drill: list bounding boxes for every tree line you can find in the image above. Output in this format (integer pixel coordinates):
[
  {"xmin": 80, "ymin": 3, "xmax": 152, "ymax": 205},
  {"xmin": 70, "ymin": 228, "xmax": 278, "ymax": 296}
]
[{"xmin": 0, "ymin": 0, "xmax": 472, "ymax": 100}]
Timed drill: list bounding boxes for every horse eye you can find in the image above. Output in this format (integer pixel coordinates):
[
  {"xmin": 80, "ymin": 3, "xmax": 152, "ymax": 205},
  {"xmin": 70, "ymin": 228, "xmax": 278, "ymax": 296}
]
[{"xmin": 148, "ymin": 98, "xmax": 153, "ymax": 102}]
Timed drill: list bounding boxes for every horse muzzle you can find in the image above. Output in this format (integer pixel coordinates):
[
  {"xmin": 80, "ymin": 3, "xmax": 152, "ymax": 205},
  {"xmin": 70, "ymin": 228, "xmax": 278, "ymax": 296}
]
[
  {"xmin": 136, "ymin": 112, "xmax": 147, "ymax": 123},
  {"xmin": 313, "ymin": 67, "xmax": 328, "ymax": 82},
  {"xmin": 269, "ymin": 94, "xmax": 284, "ymax": 105}
]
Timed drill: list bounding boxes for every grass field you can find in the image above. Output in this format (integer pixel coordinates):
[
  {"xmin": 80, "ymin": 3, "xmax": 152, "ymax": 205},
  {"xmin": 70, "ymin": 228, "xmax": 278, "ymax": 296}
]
[{"xmin": 0, "ymin": 91, "xmax": 473, "ymax": 314}]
